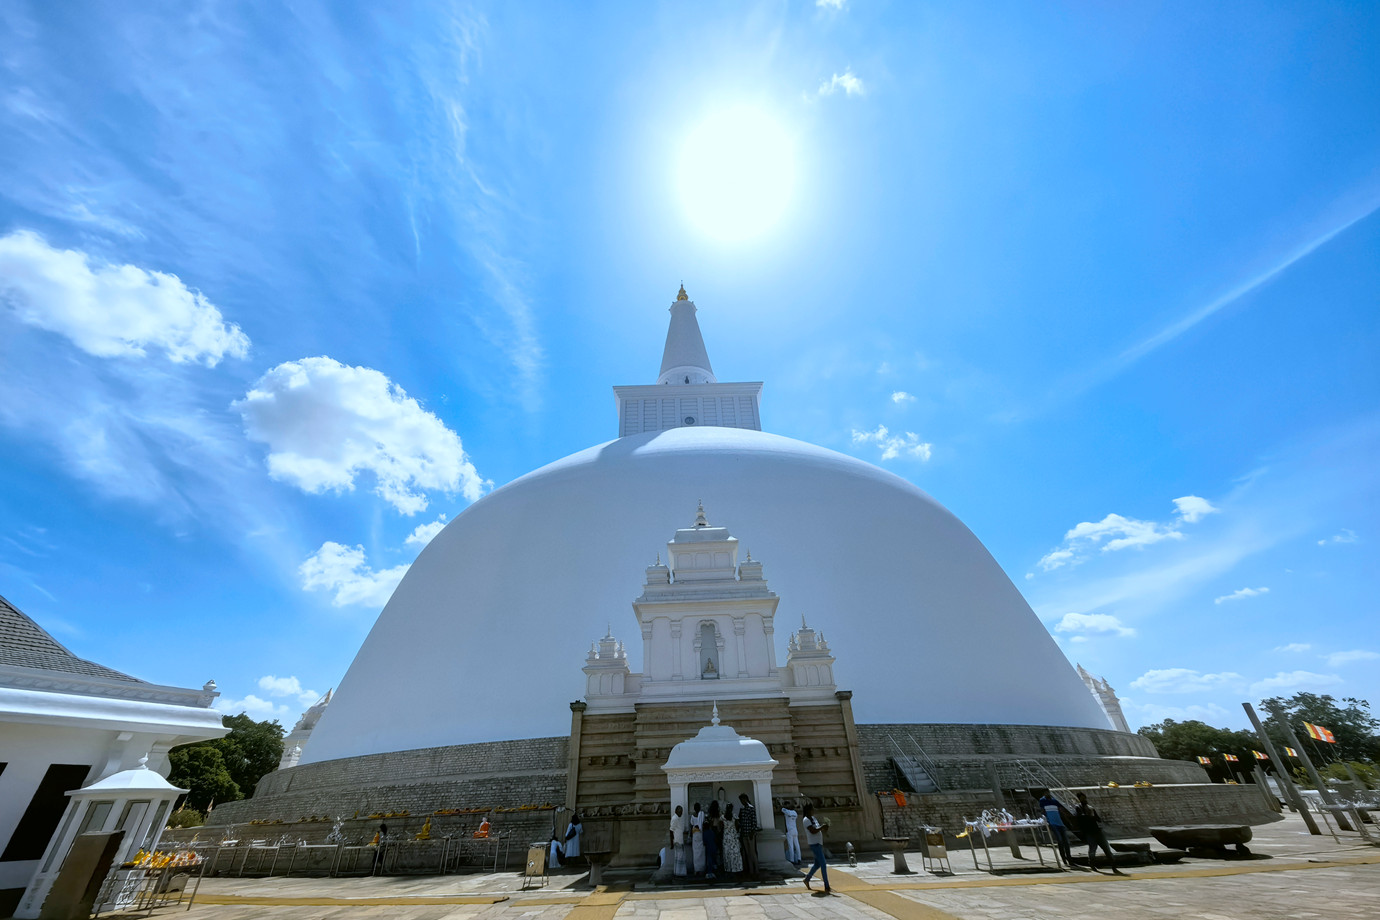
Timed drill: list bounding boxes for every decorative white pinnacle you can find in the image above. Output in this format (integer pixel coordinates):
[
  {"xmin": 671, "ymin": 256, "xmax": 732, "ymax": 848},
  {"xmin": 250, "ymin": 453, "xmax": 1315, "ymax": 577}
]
[
  {"xmin": 711, "ymin": 701, "xmax": 721, "ymax": 726},
  {"xmin": 694, "ymin": 500, "xmax": 709, "ymax": 527}
]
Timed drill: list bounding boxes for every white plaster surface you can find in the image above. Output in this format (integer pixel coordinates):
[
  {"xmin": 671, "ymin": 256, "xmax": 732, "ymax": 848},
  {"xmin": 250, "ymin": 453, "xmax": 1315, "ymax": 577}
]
[{"xmin": 304, "ymin": 426, "xmax": 1110, "ymax": 764}]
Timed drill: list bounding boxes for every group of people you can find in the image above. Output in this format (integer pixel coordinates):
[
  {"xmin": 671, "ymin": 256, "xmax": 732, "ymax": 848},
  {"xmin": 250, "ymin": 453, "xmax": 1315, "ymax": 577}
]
[
  {"xmin": 667, "ymin": 793, "xmax": 758, "ymax": 880},
  {"xmin": 666, "ymin": 795, "xmax": 832, "ymax": 895},
  {"xmin": 1037, "ymin": 790, "xmax": 1124, "ymax": 874},
  {"xmin": 548, "ymin": 813, "xmax": 583, "ymax": 868}
]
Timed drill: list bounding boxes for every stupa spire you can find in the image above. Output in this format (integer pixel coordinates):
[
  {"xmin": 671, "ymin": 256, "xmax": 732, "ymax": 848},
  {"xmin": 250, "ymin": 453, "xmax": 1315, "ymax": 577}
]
[{"xmin": 658, "ymin": 283, "xmax": 717, "ymax": 385}]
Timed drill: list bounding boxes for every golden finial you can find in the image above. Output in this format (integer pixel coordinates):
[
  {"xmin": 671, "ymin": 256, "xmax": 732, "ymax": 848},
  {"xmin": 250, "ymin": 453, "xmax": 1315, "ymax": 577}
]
[{"xmin": 677, "ymin": 283, "xmax": 688, "ymax": 301}]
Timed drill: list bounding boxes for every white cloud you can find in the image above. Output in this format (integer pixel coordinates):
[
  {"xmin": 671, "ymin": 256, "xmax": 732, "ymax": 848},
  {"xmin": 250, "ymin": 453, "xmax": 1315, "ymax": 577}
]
[
  {"xmin": 1035, "ymin": 495, "xmax": 1216, "ymax": 572},
  {"xmin": 851, "ymin": 425, "xmax": 932, "ymax": 461},
  {"xmin": 1126, "ymin": 701, "xmax": 1231, "ymax": 727},
  {"xmin": 1318, "ymin": 529, "xmax": 1358, "ymax": 546},
  {"xmin": 817, "ymin": 70, "xmax": 865, "ymax": 98},
  {"xmin": 1325, "ymin": 649, "xmax": 1379, "ymax": 667},
  {"xmin": 890, "ymin": 391, "xmax": 916, "ymax": 405},
  {"xmin": 1130, "ymin": 668, "xmax": 1244, "ymax": 694},
  {"xmin": 1275, "ymin": 643, "xmax": 1311, "ymax": 653},
  {"xmin": 405, "ymin": 514, "xmax": 448, "ymax": 547},
  {"xmin": 214, "ymin": 693, "xmax": 291, "ymax": 720},
  {"xmin": 300, "ymin": 541, "xmax": 409, "ymax": 608},
  {"xmin": 235, "ymin": 357, "xmax": 484, "ymax": 514},
  {"xmin": 1214, "ymin": 586, "xmax": 1269, "ymax": 604},
  {"xmin": 0, "ymin": 230, "xmax": 249, "ymax": 365},
  {"xmin": 1250, "ymin": 670, "xmax": 1343, "ymax": 695},
  {"xmin": 816, "ymin": 0, "xmax": 847, "ymax": 10},
  {"xmin": 1054, "ymin": 612, "xmax": 1136, "ymax": 638},
  {"xmin": 1173, "ymin": 495, "xmax": 1219, "ymax": 524},
  {"xmin": 256, "ymin": 675, "xmax": 321, "ymax": 708}
]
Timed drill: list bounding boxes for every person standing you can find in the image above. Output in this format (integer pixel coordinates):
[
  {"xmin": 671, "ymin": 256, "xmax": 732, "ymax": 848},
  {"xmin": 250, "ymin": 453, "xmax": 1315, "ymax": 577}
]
[
  {"xmin": 690, "ymin": 802, "xmax": 706, "ymax": 876},
  {"xmin": 703, "ymin": 800, "xmax": 721, "ymax": 879},
  {"xmin": 781, "ymin": 801, "xmax": 801, "ymax": 866},
  {"xmin": 722, "ymin": 803, "xmax": 744, "ymax": 876},
  {"xmin": 669, "ymin": 805, "xmax": 688, "ymax": 878},
  {"xmin": 1074, "ymin": 793, "xmax": 1122, "ymax": 875},
  {"xmin": 563, "ymin": 814, "xmax": 583, "ymax": 864},
  {"xmin": 802, "ymin": 803, "xmax": 831, "ymax": 894},
  {"xmin": 737, "ymin": 794, "xmax": 759, "ymax": 879},
  {"xmin": 1036, "ymin": 790, "xmax": 1073, "ymax": 866}
]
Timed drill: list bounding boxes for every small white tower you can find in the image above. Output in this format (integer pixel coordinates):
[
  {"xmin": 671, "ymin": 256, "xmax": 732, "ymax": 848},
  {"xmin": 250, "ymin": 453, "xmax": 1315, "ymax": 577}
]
[
  {"xmin": 1077, "ymin": 665, "xmax": 1131, "ymax": 733},
  {"xmin": 783, "ymin": 616, "xmax": 838, "ymax": 703},
  {"xmin": 613, "ymin": 286, "xmax": 763, "ymax": 436}
]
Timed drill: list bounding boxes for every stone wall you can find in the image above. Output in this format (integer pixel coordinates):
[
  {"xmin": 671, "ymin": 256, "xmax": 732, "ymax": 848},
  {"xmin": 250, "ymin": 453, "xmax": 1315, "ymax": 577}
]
[
  {"xmin": 858, "ymin": 723, "xmax": 1207, "ymax": 793},
  {"xmin": 875, "ymin": 784, "xmax": 1281, "ymax": 840},
  {"xmin": 207, "ymin": 737, "xmax": 568, "ymax": 827}
]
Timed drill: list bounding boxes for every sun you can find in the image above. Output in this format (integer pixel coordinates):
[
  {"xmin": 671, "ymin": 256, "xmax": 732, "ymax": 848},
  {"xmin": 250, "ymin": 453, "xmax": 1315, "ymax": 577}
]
[{"xmin": 677, "ymin": 105, "xmax": 795, "ymax": 242}]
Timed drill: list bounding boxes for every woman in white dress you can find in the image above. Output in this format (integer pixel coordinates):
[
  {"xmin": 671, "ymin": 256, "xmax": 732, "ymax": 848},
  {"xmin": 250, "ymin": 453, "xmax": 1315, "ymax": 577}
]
[
  {"xmin": 722, "ymin": 803, "xmax": 744, "ymax": 875},
  {"xmin": 690, "ymin": 802, "xmax": 706, "ymax": 875}
]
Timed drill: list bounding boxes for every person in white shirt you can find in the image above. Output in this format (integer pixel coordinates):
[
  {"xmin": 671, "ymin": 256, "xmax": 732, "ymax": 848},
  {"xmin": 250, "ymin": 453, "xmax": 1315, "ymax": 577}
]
[
  {"xmin": 668, "ymin": 805, "xmax": 688, "ymax": 877},
  {"xmin": 781, "ymin": 801, "xmax": 801, "ymax": 866},
  {"xmin": 802, "ymin": 803, "xmax": 831, "ymax": 894}
]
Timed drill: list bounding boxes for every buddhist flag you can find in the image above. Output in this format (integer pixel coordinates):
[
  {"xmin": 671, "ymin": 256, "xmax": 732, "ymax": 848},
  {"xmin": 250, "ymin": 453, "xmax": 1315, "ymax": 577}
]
[
  {"xmin": 1284, "ymin": 747, "xmax": 1299, "ymax": 758},
  {"xmin": 1252, "ymin": 750, "xmax": 1269, "ymax": 760},
  {"xmin": 1304, "ymin": 722, "xmax": 1336, "ymax": 743},
  {"xmin": 1223, "ymin": 753, "xmax": 1240, "ymax": 762},
  {"xmin": 1197, "ymin": 756, "xmax": 1212, "ymax": 765}
]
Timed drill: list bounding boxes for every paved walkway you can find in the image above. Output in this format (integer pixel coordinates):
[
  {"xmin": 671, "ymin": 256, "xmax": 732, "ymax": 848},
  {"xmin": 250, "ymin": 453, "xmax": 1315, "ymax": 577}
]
[{"xmin": 103, "ymin": 813, "xmax": 1379, "ymax": 920}]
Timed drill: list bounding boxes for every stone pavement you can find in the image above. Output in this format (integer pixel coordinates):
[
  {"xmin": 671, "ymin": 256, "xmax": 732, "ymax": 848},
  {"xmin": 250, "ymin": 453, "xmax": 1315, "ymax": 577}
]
[{"xmin": 95, "ymin": 813, "xmax": 1379, "ymax": 920}]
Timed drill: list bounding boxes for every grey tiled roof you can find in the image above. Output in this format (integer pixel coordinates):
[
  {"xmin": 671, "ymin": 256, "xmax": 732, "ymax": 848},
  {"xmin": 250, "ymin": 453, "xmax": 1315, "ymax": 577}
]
[{"xmin": 0, "ymin": 593, "xmax": 141, "ymax": 682}]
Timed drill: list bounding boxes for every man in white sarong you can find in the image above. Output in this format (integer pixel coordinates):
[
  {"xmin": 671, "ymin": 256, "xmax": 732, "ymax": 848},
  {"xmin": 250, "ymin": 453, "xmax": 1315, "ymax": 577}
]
[{"xmin": 781, "ymin": 801, "xmax": 802, "ymax": 865}]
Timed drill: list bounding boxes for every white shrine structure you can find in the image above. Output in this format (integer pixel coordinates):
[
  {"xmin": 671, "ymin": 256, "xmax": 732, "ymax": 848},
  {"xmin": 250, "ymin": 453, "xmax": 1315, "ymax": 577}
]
[{"xmin": 583, "ymin": 503, "xmax": 837, "ymax": 712}]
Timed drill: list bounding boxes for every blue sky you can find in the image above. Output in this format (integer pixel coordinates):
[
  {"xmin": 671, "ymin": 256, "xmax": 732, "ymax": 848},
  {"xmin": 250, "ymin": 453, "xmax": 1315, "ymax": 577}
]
[{"xmin": 1, "ymin": 1, "xmax": 1376, "ymax": 731}]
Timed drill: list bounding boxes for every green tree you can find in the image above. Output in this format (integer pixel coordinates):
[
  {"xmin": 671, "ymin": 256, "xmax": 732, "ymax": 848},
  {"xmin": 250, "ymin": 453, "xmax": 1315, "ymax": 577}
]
[
  {"xmin": 1259, "ymin": 693, "xmax": 1379, "ymax": 763},
  {"xmin": 168, "ymin": 714, "xmax": 284, "ymax": 809},
  {"xmin": 167, "ymin": 746, "xmax": 239, "ymax": 811},
  {"xmin": 215, "ymin": 713, "xmax": 286, "ymax": 796},
  {"xmin": 1137, "ymin": 719, "xmax": 1262, "ymax": 780}
]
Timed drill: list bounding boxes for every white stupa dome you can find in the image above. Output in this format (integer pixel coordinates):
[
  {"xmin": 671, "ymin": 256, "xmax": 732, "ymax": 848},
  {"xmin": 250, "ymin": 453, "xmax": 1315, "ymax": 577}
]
[{"xmin": 303, "ymin": 423, "xmax": 1111, "ymax": 765}]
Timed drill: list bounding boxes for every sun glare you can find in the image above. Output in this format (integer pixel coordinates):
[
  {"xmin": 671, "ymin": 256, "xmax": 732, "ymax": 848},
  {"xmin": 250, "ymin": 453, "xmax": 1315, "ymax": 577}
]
[{"xmin": 677, "ymin": 105, "xmax": 795, "ymax": 242}]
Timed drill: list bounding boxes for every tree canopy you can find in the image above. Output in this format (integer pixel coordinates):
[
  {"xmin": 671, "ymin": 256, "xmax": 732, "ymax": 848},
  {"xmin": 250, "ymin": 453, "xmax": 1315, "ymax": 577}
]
[
  {"xmin": 169, "ymin": 714, "xmax": 284, "ymax": 811},
  {"xmin": 1137, "ymin": 692, "xmax": 1377, "ymax": 780}
]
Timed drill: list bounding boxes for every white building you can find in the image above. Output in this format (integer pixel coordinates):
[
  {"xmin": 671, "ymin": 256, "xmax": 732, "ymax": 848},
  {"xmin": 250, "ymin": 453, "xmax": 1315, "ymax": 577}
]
[
  {"xmin": 0, "ymin": 594, "xmax": 225, "ymax": 916},
  {"xmin": 303, "ymin": 286, "xmax": 1113, "ymax": 765},
  {"xmin": 1077, "ymin": 665, "xmax": 1132, "ymax": 733}
]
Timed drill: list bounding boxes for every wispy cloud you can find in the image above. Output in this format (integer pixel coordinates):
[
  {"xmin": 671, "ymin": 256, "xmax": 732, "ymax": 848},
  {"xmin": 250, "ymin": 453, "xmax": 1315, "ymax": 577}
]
[
  {"xmin": 816, "ymin": 0, "xmax": 848, "ymax": 10},
  {"xmin": 1037, "ymin": 496, "xmax": 1217, "ymax": 572},
  {"xmin": 1318, "ymin": 529, "xmax": 1358, "ymax": 546},
  {"xmin": 405, "ymin": 514, "xmax": 448, "ymax": 547},
  {"xmin": 1080, "ymin": 189, "xmax": 1380, "ymax": 394},
  {"xmin": 299, "ymin": 541, "xmax": 409, "ymax": 608},
  {"xmin": 891, "ymin": 391, "xmax": 916, "ymax": 405},
  {"xmin": 1325, "ymin": 649, "xmax": 1379, "ymax": 668},
  {"xmin": 1054, "ymin": 611, "xmax": 1136, "ymax": 638},
  {"xmin": 1275, "ymin": 642, "xmax": 1311, "ymax": 653},
  {"xmin": 1131, "ymin": 668, "xmax": 1243, "ymax": 694},
  {"xmin": 1250, "ymin": 670, "xmax": 1342, "ymax": 695},
  {"xmin": 257, "ymin": 675, "xmax": 322, "ymax": 709},
  {"xmin": 235, "ymin": 357, "xmax": 485, "ymax": 515},
  {"xmin": 1214, "ymin": 586, "xmax": 1269, "ymax": 604},
  {"xmin": 851, "ymin": 424, "xmax": 932, "ymax": 461},
  {"xmin": 0, "ymin": 230, "xmax": 249, "ymax": 365},
  {"xmin": 816, "ymin": 70, "xmax": 865, "ymax": 98}
]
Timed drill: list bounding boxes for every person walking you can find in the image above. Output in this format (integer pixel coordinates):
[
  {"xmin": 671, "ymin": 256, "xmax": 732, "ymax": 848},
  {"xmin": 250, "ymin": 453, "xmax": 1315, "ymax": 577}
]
[
  {"xmin": 1074, "ymin": 793, "xmax": 1122, "ymax": 874},
  {"xmin": 563, "ymin": 813, "xmax": 583, "ymax": 865},
  {"xmin": 1036, "ymin": 790, "xmax": 1074, "ymax": 866},
  {"xmin": 802, "ymin": 803, "xmax": 831, "ymax": 894},
  {"xmin": 737, "ymin": 794, "xmax": 759, "ymax": 879},
  {"xmin": 722, "ymin": 803, "xmax": 744, "ymax": 876},
  {"xmin": 781, "ymin": 800, "xmax": 801, "ymax": 866},
  {"xmin": 669, "ymin": 805, "xmax": 688, "ymax": 878}
]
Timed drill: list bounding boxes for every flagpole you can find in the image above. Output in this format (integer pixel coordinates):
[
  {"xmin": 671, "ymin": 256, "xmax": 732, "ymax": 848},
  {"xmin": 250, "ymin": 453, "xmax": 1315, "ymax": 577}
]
[
  {"xmin": 1274, "ymin": 714, "xmax": 1353, "ymax": 832},
  {"xmin": 1242, "ymin": 703, "xmax": 1317, "ymax": 832}
]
